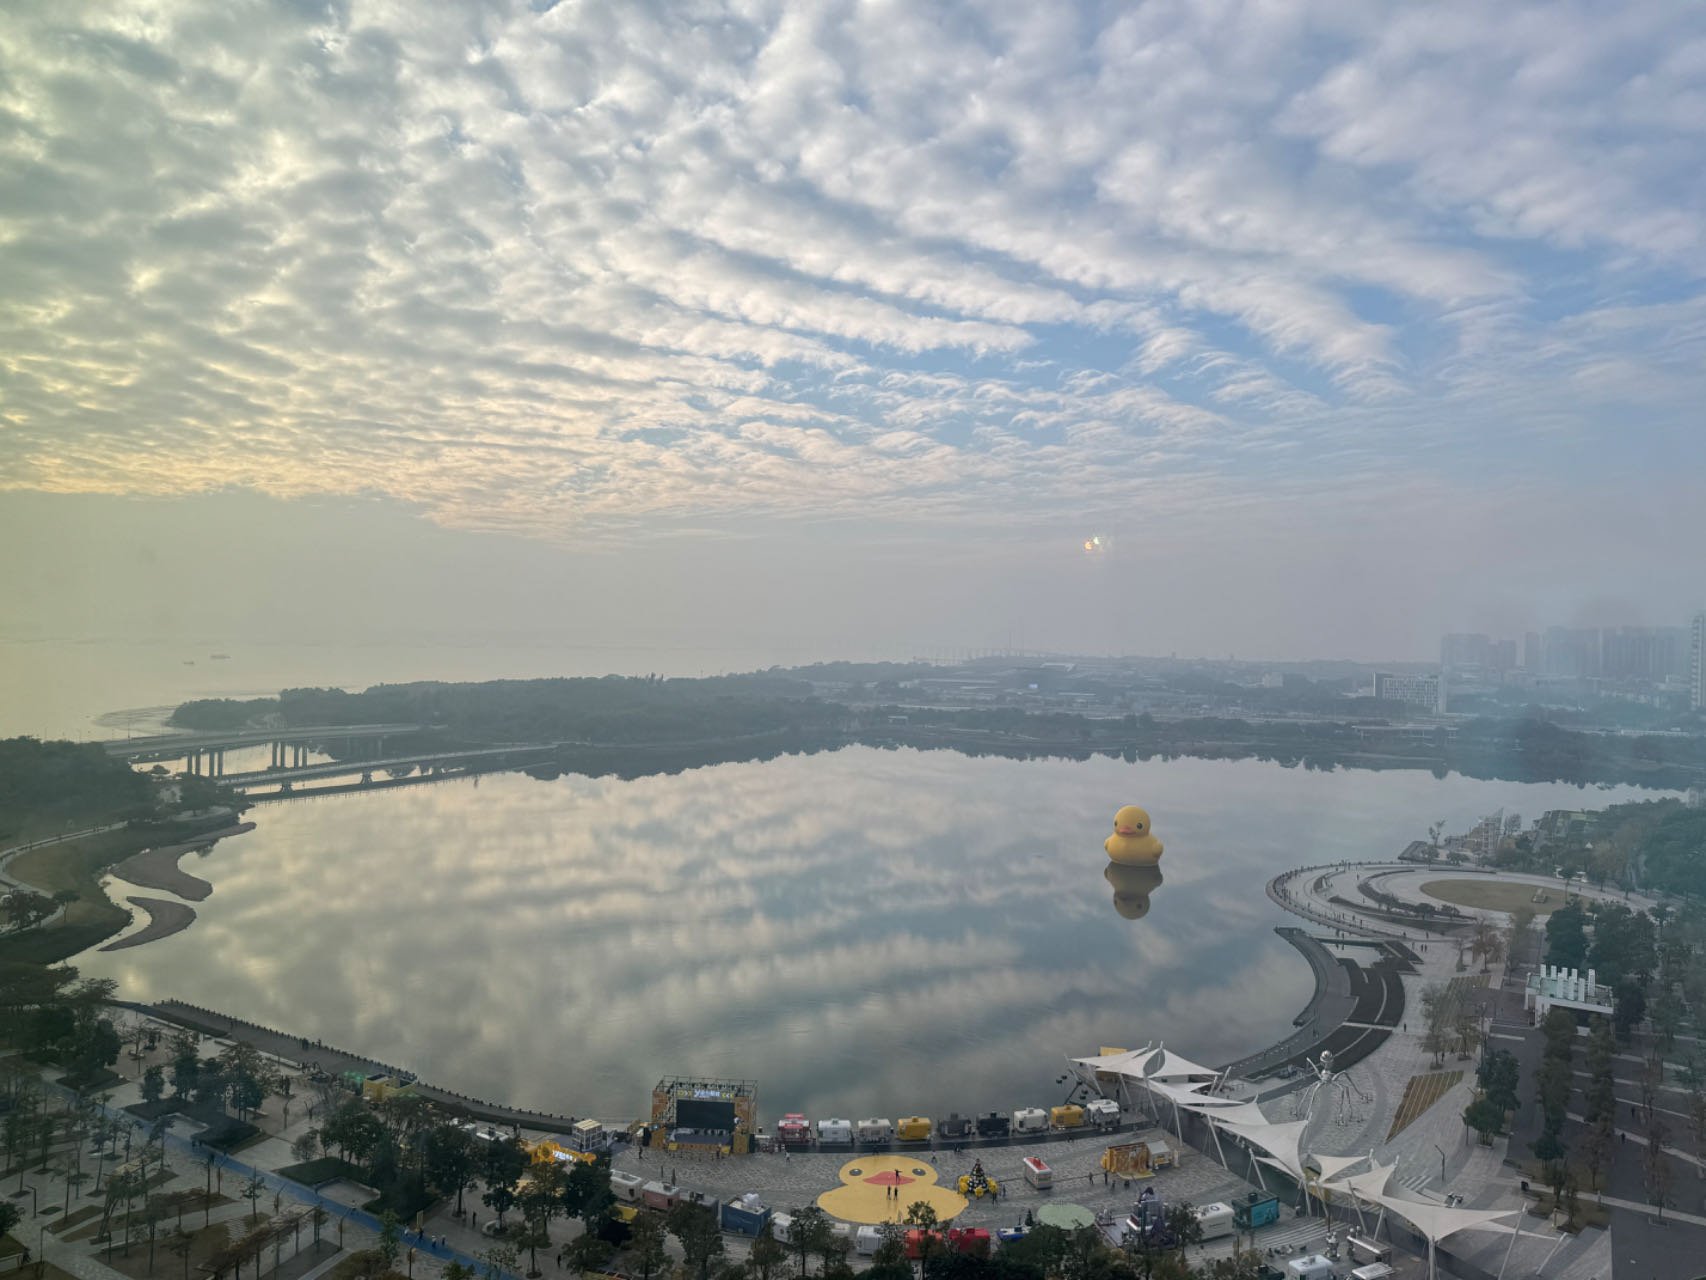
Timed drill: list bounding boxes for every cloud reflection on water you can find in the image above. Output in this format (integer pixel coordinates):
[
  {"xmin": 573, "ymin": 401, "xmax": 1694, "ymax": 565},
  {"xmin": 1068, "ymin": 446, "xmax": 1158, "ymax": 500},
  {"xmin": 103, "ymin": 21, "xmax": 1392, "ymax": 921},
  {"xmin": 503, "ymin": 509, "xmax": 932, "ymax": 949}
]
[{"xmin": 81, "ymin": 747, "xmax": 1656, "ymax": 1120}]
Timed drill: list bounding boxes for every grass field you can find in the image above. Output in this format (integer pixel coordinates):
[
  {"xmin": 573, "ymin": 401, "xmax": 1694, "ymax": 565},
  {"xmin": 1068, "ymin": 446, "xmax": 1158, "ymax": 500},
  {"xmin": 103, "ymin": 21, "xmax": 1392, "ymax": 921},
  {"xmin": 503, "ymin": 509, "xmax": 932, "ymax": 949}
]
[
  {"xmin": 1419, "ymin": 878, "xmax": 1564, "ymax": 915},
  {"xmin": 0, "ymin": 828, "xmax": 144, "ymax": 963}
]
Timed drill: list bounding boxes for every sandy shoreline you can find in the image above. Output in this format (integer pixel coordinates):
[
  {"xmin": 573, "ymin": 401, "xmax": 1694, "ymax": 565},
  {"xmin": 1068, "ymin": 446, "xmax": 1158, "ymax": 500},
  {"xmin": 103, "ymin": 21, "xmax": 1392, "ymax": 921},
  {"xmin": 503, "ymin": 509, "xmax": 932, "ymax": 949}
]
[
  {"xmin": 101, "ymin": 896, "xmax": 196, "ymax": 950},
  {"xmin": 109, "ymin": 821, "xmax": 254, "ymax": 900}
]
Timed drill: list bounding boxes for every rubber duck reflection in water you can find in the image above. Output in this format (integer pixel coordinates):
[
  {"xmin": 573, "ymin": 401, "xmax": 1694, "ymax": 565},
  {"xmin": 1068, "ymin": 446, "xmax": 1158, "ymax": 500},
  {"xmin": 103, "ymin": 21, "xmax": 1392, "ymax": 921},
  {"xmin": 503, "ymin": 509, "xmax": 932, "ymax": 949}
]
[
  {"xmin": 1104, "ymin": 805, "xmax": 1163, "ymax": 865},
  {"xmin": 1104, "ymin": 863, "xmax": 1164, "ymax": 919}
]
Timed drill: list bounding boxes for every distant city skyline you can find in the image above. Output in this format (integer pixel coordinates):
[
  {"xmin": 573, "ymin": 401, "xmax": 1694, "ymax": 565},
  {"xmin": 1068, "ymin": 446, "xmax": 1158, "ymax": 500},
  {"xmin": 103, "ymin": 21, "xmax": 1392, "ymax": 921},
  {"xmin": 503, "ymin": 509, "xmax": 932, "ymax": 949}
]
[{"xmin": 2, "ymin": 4, "xmax": 1703, "ymax": 664}]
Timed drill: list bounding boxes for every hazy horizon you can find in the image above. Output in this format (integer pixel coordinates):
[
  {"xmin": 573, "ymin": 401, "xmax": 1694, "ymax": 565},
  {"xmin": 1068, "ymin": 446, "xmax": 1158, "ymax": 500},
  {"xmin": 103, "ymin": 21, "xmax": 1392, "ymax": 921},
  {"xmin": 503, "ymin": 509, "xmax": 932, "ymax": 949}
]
[{"xmin": 3, "ymin": 3, "xmax": 1703, "ymax": 666}]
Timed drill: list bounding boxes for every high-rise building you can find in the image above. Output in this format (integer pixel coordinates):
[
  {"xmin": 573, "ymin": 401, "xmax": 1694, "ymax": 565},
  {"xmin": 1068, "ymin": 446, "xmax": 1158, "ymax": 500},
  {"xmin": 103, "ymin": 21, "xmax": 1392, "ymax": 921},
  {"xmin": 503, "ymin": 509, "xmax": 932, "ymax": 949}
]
[
  {"xmin": 1601, "ymin": 626, "xmax": 1689, "ymax": 680},
  {"xmin": 1542, "ymin": 626, "xmax": 1602, "ymax": 677},
  {"xmin": 1692, "ymin": 614, "xmax": 1706, "ymax": 711},
  {"xmin": 1523, "ymin": 632, "xmax": 1541, "ymax": 671},
  {"xmin": 1441, "ymin": 633, "xmax": 1493, "ymax": 668},
  {"xmin": 1374, "ymin": 672, "xmax": 1441, "ymax": 710}
]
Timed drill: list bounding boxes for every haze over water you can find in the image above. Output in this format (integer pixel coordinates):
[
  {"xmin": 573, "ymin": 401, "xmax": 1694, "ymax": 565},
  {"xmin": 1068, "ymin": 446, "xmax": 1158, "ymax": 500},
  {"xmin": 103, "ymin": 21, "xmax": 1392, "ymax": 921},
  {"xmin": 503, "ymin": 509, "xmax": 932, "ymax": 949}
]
[{"xmin": 79, "ymin": 747, "xmax": 1667, "ymax": 1122}]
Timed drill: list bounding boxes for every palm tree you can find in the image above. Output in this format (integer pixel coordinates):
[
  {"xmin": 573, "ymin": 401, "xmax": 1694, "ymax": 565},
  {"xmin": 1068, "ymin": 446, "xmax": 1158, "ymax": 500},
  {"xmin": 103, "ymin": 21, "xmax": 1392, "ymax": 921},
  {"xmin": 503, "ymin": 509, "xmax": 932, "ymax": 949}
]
[{"xmin": 1471, "ymin": 917, "xmax": 1506, "ymax": 973}]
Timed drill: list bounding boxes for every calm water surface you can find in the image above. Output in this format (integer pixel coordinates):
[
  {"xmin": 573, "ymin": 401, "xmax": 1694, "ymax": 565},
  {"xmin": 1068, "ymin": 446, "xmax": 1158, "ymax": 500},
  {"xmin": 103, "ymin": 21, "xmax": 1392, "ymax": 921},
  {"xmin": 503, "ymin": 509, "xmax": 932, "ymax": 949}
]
[{"xmin": 78, "ymin": 748, "xmax": 1660, "ymax": 1122}]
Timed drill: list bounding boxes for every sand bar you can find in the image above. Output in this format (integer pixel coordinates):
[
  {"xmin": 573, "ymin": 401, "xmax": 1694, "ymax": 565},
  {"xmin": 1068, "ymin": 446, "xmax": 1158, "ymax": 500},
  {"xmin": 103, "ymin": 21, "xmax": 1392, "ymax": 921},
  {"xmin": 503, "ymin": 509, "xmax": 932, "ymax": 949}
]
[
  {"xmin": 110, "ymin": 821, "xmax": 254, "ymax": 901},
  {"xmin": 101, "ymin": 896, "xmax": 196, "ymax": 950}
]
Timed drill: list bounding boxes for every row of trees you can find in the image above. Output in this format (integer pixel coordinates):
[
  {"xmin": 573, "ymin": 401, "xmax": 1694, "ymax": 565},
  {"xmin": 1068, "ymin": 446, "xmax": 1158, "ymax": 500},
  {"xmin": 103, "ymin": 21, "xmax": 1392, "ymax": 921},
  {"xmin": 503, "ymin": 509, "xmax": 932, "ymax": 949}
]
[
  {"xmin": 1528, "ymin": 1011, "xmax": 1677, "ymax": 1226},
  {"xmin": 1463, "ymin": 1048, "xmax": 1519, "ymax": 1143},
  {"xmin": 585, "ymin": 1200, "xmax": 1239, "ymax": 1280}
]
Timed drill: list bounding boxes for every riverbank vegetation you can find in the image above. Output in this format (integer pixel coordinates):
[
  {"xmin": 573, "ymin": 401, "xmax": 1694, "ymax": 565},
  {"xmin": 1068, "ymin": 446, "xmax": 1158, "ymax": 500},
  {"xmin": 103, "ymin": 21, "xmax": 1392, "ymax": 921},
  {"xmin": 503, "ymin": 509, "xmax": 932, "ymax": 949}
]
[
  {"xmin": 170, "ymin": 672, "xmax": 1706, "ymax": 790},
  {"xmin": 0, "ymin": 738, "xmax": 154, "ymax": 844},
  {"xmin": 1, "ymin": 738, "xmax": 248, "ymax": 964}
]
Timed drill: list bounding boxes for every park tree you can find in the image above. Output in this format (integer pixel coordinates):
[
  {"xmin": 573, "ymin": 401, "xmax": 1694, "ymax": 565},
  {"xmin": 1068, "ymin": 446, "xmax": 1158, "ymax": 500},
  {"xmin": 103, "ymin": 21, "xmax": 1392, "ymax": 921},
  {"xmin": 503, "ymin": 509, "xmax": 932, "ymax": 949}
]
[
  {"xmin": 100, "ymin": 1167, "xmax": 137, "ymax": 1246},
  {"xmin": 564, "ymin": 1234, "xmax": 614, "ymax": 1276},
  {"xmin": 792, "ymin": 1205, "xmax": 834, "ymax": 1278},
  {"xmin": 867, "ymin": 1223, "xmax": 907, "ymax": 1272},
  {"xmin": 166, "ymin": 1226, "xmax": 195, "ymax": 1280},
  {"xmin": 1533, "ymin": 1128, "xmax": 1566, "ymax": 1177},
  {"xmin": 425, "ymin": 1123, "xmax": 477, "ymax": 1214},
  {"xmin": 0, "ymin": 1201, "xmax": 22, "ymax": 1247},
  {"xmin": 1614, "ymin": 979, "xmax": 1648, "ymax": 1042},
  {"xmin": 1505, "ymin": 905, "xmax": 1537, "ymax": 966},
  {"xmin": 377, "ymin": 1212, "xmax": 402, "ymax": 1274},
  {"xmin": 166, "ymin": 1030, "xmax": 200, "ymax": 1096},
  {"xmin": 1419, "ymin": 984, "xmax": 1454, "ymax": 1067},
  {"xmin": 627, "ymin": 1214, "xmax": 669, "ymax": 1280},
  {"xmin": 1463, "ymin": 1094, "xmax": 1504, "ymax": 1143},
  {"xmin": 1579, "ymin": 1119, "xmax": 1614, "ymax": 1202},
  {"xmin": 1545, "ymin": 903, "xmax": 1588, "ymax": 970},
  {"xmin": 292, "ymin": 1129, "xmax": 320, "ymax": 1165},
  {"xmin": 321, "ymin": 1101, "xmax": 386, "ymax": 1168},
  {"xmin": 68, "ymin": 1013, "xmax": 122, "ymax": 1082},
  {"xmin": 667, "ymin": 1202, "xmax": 726, "ymax": 1280},
  {"xmin": 240, "ymin": 1173, "xmax": 267, "ymax": 1224},
  {"xmin": 142, "ymin": 1194, "xmax": 168, "ymax": 1273},
  {"xmin": 142, "ymin": 1064, "xmax": 165, "ymax": 1105},
  {"xmin": 518, "ymin": 1159, "xmax": 567, "ymax": 1276},
  {"xmin": 1470, "ymin": 917, "xmax": 1505, "ymax": 973},
  {"xmin": 1651, "ymin": 986, "xmax": 1686, "ymax": 1051},
  {"xmin": 560, "ymin": 1156, "xmax": 614, "ymax": 1229},
  {"xmin": 1478, "ymin": 1049, "xmax": 1521, "ymax": 1114},
  {"xmin": 748, "ymin": 1221, "xmax": 788, "ymax": 1280},
  {"xmin": 1644, "ymin": 1119, "xmax": 1674, "ymax": 1221},
  {"xmin": 480, "ymin": 1136, "xmax": 528, "ymax": 1227}
]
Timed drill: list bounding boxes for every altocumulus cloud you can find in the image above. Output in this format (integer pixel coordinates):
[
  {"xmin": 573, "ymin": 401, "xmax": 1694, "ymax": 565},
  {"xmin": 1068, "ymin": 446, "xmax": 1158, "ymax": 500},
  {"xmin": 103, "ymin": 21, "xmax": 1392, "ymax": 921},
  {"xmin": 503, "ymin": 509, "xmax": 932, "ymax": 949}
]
[{"xmin": 0, "ymin": 0, "xmax": 1702, "ymax": 542}]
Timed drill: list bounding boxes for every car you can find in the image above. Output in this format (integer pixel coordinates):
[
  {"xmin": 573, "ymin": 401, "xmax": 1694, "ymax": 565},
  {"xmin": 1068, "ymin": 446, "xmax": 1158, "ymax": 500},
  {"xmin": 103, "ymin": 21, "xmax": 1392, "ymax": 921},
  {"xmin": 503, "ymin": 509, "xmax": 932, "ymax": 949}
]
[{"xmin": 996, "ymin": 1226, "xmax": 1029, "ymax": 1245}]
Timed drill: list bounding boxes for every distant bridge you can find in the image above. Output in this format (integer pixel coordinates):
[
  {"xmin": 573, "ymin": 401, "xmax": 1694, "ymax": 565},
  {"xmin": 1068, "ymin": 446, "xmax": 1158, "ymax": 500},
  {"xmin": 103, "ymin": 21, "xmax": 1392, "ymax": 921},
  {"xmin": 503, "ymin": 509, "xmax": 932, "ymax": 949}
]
[
  {"xmin": 224, "ymin": 745, "xmax": 557, "ymax": 793},
  {"xmin": 104, "ymin": 724, "xmax": 426, "ymax": 774}
]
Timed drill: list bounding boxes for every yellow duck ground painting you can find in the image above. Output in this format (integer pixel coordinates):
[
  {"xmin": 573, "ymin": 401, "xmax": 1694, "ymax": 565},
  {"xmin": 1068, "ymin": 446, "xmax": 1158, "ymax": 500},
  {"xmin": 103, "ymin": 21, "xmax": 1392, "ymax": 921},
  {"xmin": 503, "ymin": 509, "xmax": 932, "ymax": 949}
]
[{"xmin": 816, "ymin": 1155, "xmax": 969, "ymax": 1224}]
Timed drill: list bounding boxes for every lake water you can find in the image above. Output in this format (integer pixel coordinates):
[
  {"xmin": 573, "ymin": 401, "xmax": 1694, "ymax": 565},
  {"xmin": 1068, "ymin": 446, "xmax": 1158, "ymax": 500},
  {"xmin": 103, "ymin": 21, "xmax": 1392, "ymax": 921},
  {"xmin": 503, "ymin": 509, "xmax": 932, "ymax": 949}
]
[{"xmin": 75, "ymin": 746, "xmax": 1663, "ymax": 1124}]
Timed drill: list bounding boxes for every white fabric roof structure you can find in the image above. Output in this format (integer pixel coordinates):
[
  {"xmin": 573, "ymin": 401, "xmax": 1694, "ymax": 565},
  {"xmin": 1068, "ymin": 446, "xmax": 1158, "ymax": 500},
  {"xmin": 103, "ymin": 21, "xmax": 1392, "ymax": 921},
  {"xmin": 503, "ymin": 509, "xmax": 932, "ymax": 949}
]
[
  {"xmin": 1215, "ymin": 1118, "xmax": 1308, "ymax": 1181},
  {"xmin": 1366, "ymin": 1192, "xmax": 1518, "ymax": 1245},
  {"xmin": 1321, "ymin": 1159, "xmax": 1395, "ymax": 1197},
  {"xmin": 1069, "ymin": 1045, "xmax": 1219, "ymax": 1083},
  {"xmin": 1139, "ymin": 1046, "xmax": 1219, "ymax": 1080},
  {"xmin": 1142, "ymin": 1080, "xmax": 1270, "ymax": 1127},
  {"xmin": 1069, "ymin": 1046, "xmax": 1155, "ymax": 1071},
  {"xmin": 1310, "ymin": 1153, "xmax": 1369, "ymax": 1184}
]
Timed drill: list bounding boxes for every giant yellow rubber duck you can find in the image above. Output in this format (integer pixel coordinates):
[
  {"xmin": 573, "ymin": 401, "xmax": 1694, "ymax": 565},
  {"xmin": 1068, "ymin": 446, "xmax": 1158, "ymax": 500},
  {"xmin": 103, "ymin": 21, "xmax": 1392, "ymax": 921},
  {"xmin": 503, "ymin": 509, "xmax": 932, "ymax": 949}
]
[
  {"xmin": 1104, "ymin": 863, "xmax": 1164, "ymax": 919},
  {"xmin": 1104, "ymin": 805, "xmax": 1163, "ymax": 865}
]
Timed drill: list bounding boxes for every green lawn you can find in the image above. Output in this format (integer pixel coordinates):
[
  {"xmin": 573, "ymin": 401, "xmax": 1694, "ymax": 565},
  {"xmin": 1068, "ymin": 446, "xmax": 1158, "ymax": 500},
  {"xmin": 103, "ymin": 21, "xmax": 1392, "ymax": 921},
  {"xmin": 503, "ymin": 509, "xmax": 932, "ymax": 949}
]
[
  {"xmin": 0, "ymin": 828, "xmax": 148, "ymax": 963},
  {"xmin": 1420, "ymin": 878, "xmax": 1565, "ymax": 916}
]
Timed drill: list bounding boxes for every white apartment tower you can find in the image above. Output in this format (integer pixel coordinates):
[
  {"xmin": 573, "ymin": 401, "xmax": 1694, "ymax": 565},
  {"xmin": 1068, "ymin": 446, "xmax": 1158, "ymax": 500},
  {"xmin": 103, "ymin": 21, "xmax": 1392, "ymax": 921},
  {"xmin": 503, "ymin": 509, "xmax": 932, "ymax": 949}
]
[{"xmin": 1692, "ymin": 612, "xmax": 1706, "ymax": 710}]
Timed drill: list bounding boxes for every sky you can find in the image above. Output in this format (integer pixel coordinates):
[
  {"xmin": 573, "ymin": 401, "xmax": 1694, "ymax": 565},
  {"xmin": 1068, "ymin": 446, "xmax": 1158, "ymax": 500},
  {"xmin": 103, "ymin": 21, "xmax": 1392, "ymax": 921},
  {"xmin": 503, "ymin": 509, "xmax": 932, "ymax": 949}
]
[{"xmin": 2, "ymin": 0, "xmax": 1704, "ymax": 665}]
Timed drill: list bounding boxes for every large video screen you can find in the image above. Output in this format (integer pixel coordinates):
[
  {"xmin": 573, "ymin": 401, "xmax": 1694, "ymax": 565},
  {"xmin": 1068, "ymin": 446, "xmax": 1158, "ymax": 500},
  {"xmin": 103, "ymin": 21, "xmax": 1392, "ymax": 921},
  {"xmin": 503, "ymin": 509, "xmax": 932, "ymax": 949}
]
[{"xmin": 676, "ymin": 1098, "xmax": 736, "ymax": 1131}]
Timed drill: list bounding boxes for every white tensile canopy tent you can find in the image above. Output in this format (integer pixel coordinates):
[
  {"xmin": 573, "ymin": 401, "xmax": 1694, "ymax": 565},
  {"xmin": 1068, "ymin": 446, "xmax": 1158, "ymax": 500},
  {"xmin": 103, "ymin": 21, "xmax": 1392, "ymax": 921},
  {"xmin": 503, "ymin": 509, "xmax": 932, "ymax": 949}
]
[
  {"xmin": 1072, "ymin": 1045, "xmax": 1538, "ymax": 1279},
  {"xmin": 1317, "ymin": 1158, "xmax": 1536, "ymax": 1280},
  {"xmin": 1068, "ymin": 1044, "xmax": 1224, "ymax": 1127}
]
